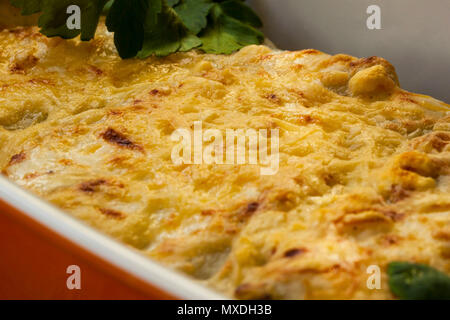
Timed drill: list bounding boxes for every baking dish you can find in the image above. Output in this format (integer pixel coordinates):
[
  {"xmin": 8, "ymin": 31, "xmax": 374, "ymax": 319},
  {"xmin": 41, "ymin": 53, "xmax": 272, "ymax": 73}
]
[
  {"xmin": 1, "ymin": 0, "xmax": 449, "ymax": 300},
  {"xmin": 0, "ymin": 176, "xmax": 225, "ymax": 299}
]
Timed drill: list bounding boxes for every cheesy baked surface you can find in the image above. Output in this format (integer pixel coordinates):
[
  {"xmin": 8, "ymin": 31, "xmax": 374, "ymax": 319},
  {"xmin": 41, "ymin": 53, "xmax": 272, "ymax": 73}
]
[{"xmin": 1, "ymin": 17, "xmax": 450, "ymax": 299}]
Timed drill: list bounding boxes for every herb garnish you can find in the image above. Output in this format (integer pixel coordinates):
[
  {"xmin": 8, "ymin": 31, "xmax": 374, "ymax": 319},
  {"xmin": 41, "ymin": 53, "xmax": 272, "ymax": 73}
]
[
  {"xmin": 10, "ymin": 0, "xmax": 264, "ymax": 58},
  {"xmin": 388, "ymin": 262, "xmax": 450, "ymax": 300}
]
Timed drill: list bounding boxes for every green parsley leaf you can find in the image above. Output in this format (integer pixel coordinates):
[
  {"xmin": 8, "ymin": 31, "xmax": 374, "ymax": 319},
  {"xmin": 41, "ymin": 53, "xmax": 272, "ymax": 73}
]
[
  {"xmin": 173, "ymin": 0, "xmax": 214, "ymax": 34},
  {"xmin": 12, "ymin": 0, "xmax": 108, "ymax": 40},
  {"xmin": 138, "ymin": 2, "xmax": 201, "ymax": 57},
  {"xmin": 102, "ymin": 0, "xmax": 114, "ymax": 14},
  {"xmin": 166, "ymin": 0, "xmax": 180, "ymax": 6},
  {"xmin": 11, "ymin": 0, "xmax": 265, "ymax": 58},
  {"xmin": 199, "ymin": 1, "xmax": 264, "ymax": 54},
  {"xmin": 10, "ymin": 0, "xmax": 42, "ymax": 15},
  {"xmin": 219, "ymin": 0, "xmax": 262, "ymax": 28},
  {"xmin": 106, "ymin": 0, "xmax": 162, "ymax": 59},
  {"xmin": 388, "ymin": 262, "xmax": 450, "ymax": 300}
]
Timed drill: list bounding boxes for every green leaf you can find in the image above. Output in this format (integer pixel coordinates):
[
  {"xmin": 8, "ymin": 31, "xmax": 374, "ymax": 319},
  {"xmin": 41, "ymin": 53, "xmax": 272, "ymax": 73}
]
[
  {"xmin": 173, "ymin": 0, "xmax": 214, "ymax": 34},
  {"xmin": 11, "ymin": 0, "xmax": 108, "ymax": 40},
  {"xmin": 138, "ymin": 3, "xmax": 201, "ymax": 58},
  {"xmin": 11, "ymin": 0, "xmax": 265, "ymax": 58},
  {"xmin": 199, "ymin": 3, "xmax": 264, "ymax": 54},
  {"xmin": 388, "ymin": 262, "xmax": 450, "ymax": 300},
  {"xmin": 102, "ymin": 0, "xmax": 114, "ymax": 14},
  {"xmin": 219, "ymin": 0, "xmax": 262, "ymax": 28},
  {"xmin": 166, "ymin": 0, "xmax": 180, "ymax": 6},
  {"xmin": 106, "ymin": 0, "xmax": 162, "ymax": 59},
  {"xmin": 10, "ymin": 0, "xmax": 42, "ymax": 15},
  {"xmin": 179, "ymin": 33, "xmax": 202, "ymax": 52}
]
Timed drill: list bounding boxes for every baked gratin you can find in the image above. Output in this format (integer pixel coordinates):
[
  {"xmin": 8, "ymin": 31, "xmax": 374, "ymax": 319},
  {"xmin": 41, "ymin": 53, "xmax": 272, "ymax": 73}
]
[{"xmin": 1, "ymin": 17, "xmax": 449, "ymax": 299}]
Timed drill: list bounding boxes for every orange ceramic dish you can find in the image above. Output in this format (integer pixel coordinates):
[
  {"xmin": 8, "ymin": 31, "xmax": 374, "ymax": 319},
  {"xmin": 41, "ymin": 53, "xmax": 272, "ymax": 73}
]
[{"xmin": 0, "ymin": 176, "xmax": 224, "ymax": 299}]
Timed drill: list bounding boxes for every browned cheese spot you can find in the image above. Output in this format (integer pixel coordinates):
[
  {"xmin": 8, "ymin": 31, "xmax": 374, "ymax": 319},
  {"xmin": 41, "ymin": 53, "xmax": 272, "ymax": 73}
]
[
  {"xmin": 283, "ymin": 248, "xmax": 307, "ymax": 258},
  {"xmin": 389, "ymin": 184, "xmax": 410, "ymax": 203},
  {"xmin": 266, "ymin": 94, "xmax": 281, "ymax": 104},
  {"xmin": 298, "ymin": 114, "xmax": 317, "ymax": 125},
  {"xmin": 246, "ymin": 202, "xmax": 259, "ymax": 215},
  {"xmin": 87, "ymin": 65, "xmax": 103, "ymax": 76},
  {"xmin": 99, "ymin": 208, "xmax": 125, "ymax": 219},
  {"xmin": 8, "ymin": 152, "xmax": 26, "ymax": 166},
  {"xmin": 79, "ymin": 179, "xmax": 107, "ymax": 193},
  {"xmin": 9, "ymin": 55, "xmax": 39, "ymax": 74},
  {"xmin": 101, "ymin": 128, "xmax": 143, "ymax": 152}
]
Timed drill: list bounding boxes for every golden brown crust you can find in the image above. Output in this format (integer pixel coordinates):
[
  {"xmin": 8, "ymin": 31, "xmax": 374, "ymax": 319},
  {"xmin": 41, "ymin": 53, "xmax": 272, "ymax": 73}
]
[{"xmin": 0, "ymin": 19, "xmax": 449, "ymax": 300}]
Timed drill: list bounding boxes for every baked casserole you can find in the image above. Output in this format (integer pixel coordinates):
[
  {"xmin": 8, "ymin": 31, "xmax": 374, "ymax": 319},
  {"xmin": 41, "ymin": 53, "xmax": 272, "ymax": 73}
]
[{"xmin": 1, "ymin": 6, "xmax": 449, "ymax": 300}]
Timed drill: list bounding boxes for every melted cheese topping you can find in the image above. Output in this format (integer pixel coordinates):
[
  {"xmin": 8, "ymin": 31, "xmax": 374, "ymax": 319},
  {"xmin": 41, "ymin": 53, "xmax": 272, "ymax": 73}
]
[{"xmin": 1, "ymin": 19, "xmax": 450, "ymax": 299}]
